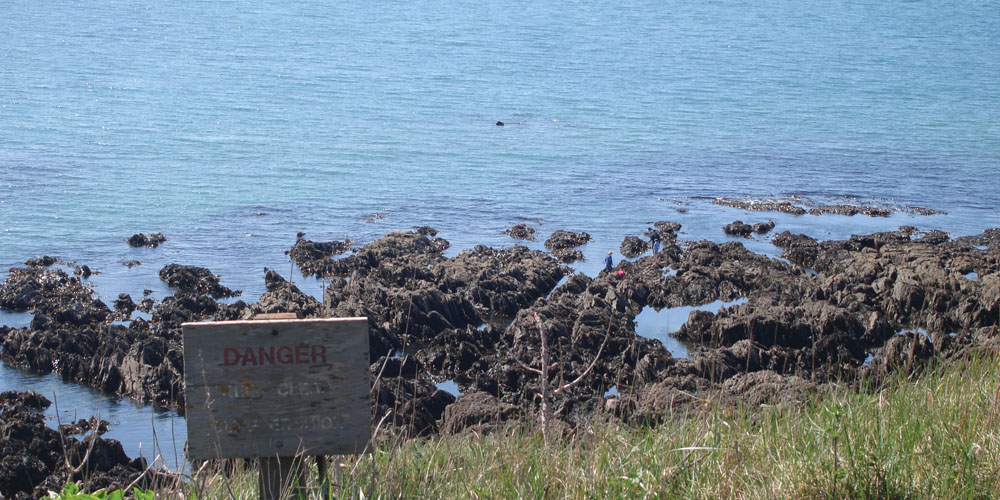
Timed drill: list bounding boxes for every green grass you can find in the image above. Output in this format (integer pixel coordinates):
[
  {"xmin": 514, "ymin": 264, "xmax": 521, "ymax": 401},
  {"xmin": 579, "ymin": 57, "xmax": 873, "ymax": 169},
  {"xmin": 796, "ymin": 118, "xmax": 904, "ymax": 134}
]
[{"xmin": 151, "ymin": 349, "xmax": 1000, "ymax": 499}]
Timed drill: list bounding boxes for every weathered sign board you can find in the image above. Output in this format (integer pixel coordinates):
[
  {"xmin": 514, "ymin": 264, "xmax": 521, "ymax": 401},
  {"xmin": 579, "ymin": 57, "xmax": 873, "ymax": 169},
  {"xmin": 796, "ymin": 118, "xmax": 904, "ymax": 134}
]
[{"xmin": 182, "ymin": 317, "xmax": 370, "ymax": 460}]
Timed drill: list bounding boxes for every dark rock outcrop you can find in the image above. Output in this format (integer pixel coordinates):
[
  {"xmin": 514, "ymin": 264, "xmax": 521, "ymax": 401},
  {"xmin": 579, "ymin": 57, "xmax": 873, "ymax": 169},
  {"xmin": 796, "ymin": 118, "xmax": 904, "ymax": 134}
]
[
  {"xmin": 545, "ymin": 230, "xmax": 592, "ymax": 252},
  {"xmin": 126, "ymin": 233, "xmax": 166, "ymax": 248},
  {"xmin": 723, "ymin": 221, "xmax": 753, "ymax": 237},
  {"xmin": 620, "ymin": 236, "xmax": 649, "ymax": 258},
  {"xmin": 2, "ymin": 224, "xmax": 996, "ymax": 440},
  {"xmin": 159, "ymin": 264, "xmax": 240, "ymax": 299},
  {"xmin": 441, "ymin": 391, "xmax": 524, "ymax": 435},
  {"xmin": 0, "ymin": 391, "xmax": 151, "ymax": 500},
  {"xmin": 752, "ymin": 221, "xmax": 775, "ymax": 234},
  {"xmin": 286, "ymin": 233, "xmax": 353, "ymax": 278},
  {"xmin": 505, "ymin": 224, "xmax": 536, "ymax": 241}
]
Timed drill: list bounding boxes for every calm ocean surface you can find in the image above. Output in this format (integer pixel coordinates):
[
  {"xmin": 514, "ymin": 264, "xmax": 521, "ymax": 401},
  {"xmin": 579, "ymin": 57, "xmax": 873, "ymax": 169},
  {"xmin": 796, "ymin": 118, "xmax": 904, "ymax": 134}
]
[{"xmin": 1, "ymin": 0, "xmax": 998, "ymax": 466}]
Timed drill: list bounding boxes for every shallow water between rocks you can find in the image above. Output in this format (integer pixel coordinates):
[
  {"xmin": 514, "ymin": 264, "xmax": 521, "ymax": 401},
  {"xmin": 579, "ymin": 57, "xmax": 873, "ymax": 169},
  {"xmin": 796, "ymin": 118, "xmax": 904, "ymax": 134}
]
[
  {"xmin": 634, "ymin": 298, "xmax": 749, "ymax": 359},
  {"xmin": 0, "ymin": 313, "xmax": 189, "ymax": 473}
]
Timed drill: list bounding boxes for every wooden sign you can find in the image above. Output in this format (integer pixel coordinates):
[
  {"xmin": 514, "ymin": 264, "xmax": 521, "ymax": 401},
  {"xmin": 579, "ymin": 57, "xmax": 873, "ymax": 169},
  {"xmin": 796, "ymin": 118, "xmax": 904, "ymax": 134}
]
[{"xmin": 182, "ymin": 318, "xmax": 370, "ymax": 460}]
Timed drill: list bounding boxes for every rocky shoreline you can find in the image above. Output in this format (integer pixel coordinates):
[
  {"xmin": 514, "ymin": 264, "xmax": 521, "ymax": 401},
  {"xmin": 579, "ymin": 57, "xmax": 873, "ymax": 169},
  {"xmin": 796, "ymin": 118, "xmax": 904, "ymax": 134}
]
[
  {"xmin": 0, "ymin": 390, "xmax": 159, "ymax": 500},
  {"xmin": 1, "ymin": 222, "xmax": 997, "ymax": 463}
]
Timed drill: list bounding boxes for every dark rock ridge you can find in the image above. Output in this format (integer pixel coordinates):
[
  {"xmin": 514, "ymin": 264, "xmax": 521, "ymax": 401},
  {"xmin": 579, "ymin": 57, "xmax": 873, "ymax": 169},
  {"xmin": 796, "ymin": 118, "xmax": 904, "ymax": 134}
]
[
  {"xmin": 620, "ymin": 235, "xmax": 649, "ymax": 257},
  {"xmin": 545, "ymin": 230, "xmax": 592, "ymax": 251},
  {"xmin": 0, "ymin": 225, "xmax": 997, "ymax": 440},
  {"xmin": 504, "ymin": 224, "xmax": 537, "ymax": 241},
  {"xmin": 713, "ymin": 197, "xmax": 945, "ymax": 218},
  {"xmin": 286, "ymin": 233, "xmax": 353, "ymax": 278},
  {"xmin": 545, "ymin": 230, "xmax": 592, "ymax": 263},
  {"xmin": 126, "ymin": 232, "xmax": 166, "ymax": 248},
  {"xmin": 723, "ymin": 220, "xmax": 776, "ymax": 237},
  {"xmin": 25, "ymin": 255, "xmax": 59, "ymax": 267},
  {"xmin": 0, "ymin": 391, "xmax": 153, "ymax": 500},
  {"xmin": 752, "ymin": 221, "xmax": 775, "ymax": 234},
  {"xmin": 159, "ymin": 263, "xmax": 240, "ymax": 299},
  {"xmin": 723, "ymin": 221, "xmax": 753, "ymax": 237}
]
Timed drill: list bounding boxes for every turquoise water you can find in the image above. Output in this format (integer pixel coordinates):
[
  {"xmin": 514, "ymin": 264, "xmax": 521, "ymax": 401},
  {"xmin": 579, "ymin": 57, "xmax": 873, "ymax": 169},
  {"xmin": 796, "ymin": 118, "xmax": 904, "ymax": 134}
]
[
  {"xmin": 2, "ymin": 0, "xmax": 999, "ymax": 458},
  {"xmin": 3, "ymin": 1, "xmax": 998, "ymax": 290}
]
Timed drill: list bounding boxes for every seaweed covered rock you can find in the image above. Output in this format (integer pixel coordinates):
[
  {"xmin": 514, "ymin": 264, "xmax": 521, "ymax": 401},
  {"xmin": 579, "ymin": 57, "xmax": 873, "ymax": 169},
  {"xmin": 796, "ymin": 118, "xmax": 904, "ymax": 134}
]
[
  {"xmin": 441, "ymin": 391, "xmax": 524, "ymax": 435},
  {"xmin": 752, "ymin": 221, "xmax": 775, "ymax": 234},
  {"xmin": 245, "ymin": 269, "xmax": 321, "ymax": 318},
  {"xmin": 545, "ymin": 230, "xmax": 592, "ymax": 252},
  {"xmin": 287, "ymin": 233, "xmax": 353, "ymax": 278},
  {"xmin": 159, "ymin": 264, "xmax": 240, "ymax": 299},
  {"xmin": 620, "ymin": 235, "xmax": 649, "ymax": 258},
  {"xmin": 372, "ymin": 375, "xmax": 455, "ymax": 438},
  {"xmin": 126, "ymin": 232, "xmax": 166, "ymax": 248},
  {"xmin": 0, "ymin": 267, "xmax": 98, "ymax": 313},
  {"xmin": 504, "ymin": 224, "xmax": 537, "ymax": 241},
  {"xmin": 0, "ymin": 391, "xmax": 149, "ymax": 500},
  {"xmin": 718, "ymin": 371, "xmax": 817, "ymax": 407},
  {"xmin": 25, "ymin": 255, "xmax": 58, "ymax": 267},
  {"xmin": 723, "ymin": 221, "xmax": 753, "ymax": 237}
]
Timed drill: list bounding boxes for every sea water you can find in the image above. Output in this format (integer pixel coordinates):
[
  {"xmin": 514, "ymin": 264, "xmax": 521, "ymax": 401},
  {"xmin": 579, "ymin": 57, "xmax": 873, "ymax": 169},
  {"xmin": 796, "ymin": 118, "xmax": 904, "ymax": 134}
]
[{"xmin": 2, "ymin": 0, "xmax": 998, "ymax": 463}]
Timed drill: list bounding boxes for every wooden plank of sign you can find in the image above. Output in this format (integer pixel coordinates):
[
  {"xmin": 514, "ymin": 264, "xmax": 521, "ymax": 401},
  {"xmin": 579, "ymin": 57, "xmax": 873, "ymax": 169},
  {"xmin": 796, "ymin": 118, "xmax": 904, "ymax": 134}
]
[{"xmin": 182, "ymin": 317, "xmax": 370, "ymax": 460}]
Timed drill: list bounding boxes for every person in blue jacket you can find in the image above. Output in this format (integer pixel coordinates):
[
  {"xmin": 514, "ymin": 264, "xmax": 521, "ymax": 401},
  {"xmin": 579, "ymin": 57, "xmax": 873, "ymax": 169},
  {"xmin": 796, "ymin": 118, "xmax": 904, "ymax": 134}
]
[{"xmin": 604, "ymin": 251, "xmax": 613, "ymax": 272}]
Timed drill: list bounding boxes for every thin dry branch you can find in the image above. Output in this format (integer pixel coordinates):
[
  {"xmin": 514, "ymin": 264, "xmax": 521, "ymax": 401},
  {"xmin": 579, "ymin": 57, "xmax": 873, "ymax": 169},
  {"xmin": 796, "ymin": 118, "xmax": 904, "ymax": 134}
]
[{"xmin": 553, "ymin": 323, "xmax": 611, "ymax": 396}]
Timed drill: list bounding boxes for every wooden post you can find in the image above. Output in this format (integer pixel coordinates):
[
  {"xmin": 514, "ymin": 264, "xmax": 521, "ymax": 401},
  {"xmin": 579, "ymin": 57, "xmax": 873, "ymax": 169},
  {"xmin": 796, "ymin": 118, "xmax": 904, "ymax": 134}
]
[
  {"xmin": 259, "ymin": 456, "xmax": 303, "ymax": 500},
  {"xmin": 316, "ymin": 455, "xmax": 330, "ymax": 500},
  {"xmin": 254, "ymin": 314, "xmax": 302, "ymax": 500}
]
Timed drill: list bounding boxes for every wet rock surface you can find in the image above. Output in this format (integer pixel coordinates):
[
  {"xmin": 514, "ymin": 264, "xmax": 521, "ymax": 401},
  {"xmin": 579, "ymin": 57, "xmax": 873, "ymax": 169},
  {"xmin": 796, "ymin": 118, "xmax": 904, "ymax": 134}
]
[
  {"xmin": 620, "ymin": 235, "xmax": 649, "ymax": 257},
  {"xmin": 126, "ymin": 232, "xmax": 167, "ymax": 248},
  {"xmin": 286, "ymin": 233, "xmax": 354, "ymax": 278},
  {"xmin": 1, "ymin": 224, "xmax": 997, "ymax": 444},
  {"xmin": 159, "ymin": 264, "xmax": 240, "ymax": 299},
  {"xmin": 808, "ymin": 204, "xmax": 891, "ymax": 217},
  {"xmin": 504, "ymin": 224, "xmax": 537, "ymax": 241},
  {"xmin": 0, "ymin": 391, "xmax": 153, "ymax": 500},
  {"xmin": 714, "ymin": 198, "xmax": 807, "ymax": 215},
  {"xmin": 26, "ymin": 255, "xmax": 59, "ymax": 267},
  {"xmin": 545, "ymin": 230, "xmax": 591, "ymax": 252},
  {"xmin": 752, "ymin": 221, "xmax": 775, "ymax": 234},
  {"xmin": 713, "ymin": 196, "xmax": 946, "ymax": 218},
  {"xmin": 723, "ymin": 221, "xmax": 754, "ymax": 237},
  {"xmin": 545, "ymin": 230, "xmax": 592, "ymax": 263}
]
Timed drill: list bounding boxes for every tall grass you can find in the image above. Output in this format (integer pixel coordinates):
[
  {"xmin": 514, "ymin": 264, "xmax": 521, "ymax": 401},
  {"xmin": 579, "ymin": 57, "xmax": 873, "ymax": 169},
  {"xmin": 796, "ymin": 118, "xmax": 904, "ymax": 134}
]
[{"xmin": 165, "ymin": 349, "xmax": 1000, "ymax": 499}]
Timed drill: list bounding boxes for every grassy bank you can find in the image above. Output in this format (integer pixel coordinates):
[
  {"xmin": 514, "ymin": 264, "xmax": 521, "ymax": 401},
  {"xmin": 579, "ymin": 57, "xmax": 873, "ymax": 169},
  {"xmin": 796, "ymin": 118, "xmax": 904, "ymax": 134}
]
[{"xmin": 152, "ymin": 350, "xmax": 1000, "ymax": 499}]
